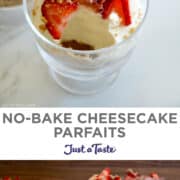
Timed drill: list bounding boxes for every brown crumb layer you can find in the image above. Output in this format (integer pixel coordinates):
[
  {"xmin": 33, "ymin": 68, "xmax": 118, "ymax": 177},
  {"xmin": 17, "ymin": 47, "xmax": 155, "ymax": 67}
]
[
  {"xmin": 61, "ymin": 40, "xmax": 95, "ymax": 50},
  {"xmin": 0, "ymin": 0, "xmax": 22, "ymax": 7}
]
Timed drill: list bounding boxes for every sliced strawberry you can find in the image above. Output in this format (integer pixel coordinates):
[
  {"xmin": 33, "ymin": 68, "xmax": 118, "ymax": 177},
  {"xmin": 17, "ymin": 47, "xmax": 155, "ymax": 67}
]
[
  {"xmin": 3, "ymin": 177, "xmax": 11, "ymax": 180},
  {"xmin": 126, "ymin": 169, "xmax": 138, "ymax": 178},
  {"xmin": 41, "ymin": 0, "xmax": 78, "ymax": 39},
  {"xmin": 102, "ymin": 0, "xmax": 115, "ymax": 18},
  {"xmin": 102, "ymin": 0, "xmax": 131, "ymax": 26},
  {"xmin": 121, "ymin": 0, "xmax": 131, "ymax": 25},
  {"xmin": 106, "ymin": 175, "xmax": 113, "ymax": 180},
  {"xmin": 101, "ymin": 168, "xmax": 111, "ymax": 177},
  {"xmin": 3, "ymin": 176, "xmax": 20, "ymax": 180},
  {"xmin": 124, "ymin": 169, "xmax": 139, "ymax": 180},
  {"xmin": 95, "ymin": 169, "xmax": 120, "ymax": 180},
  {"xmin": 150, "ymin": 172, "xmax": 159, "ymax": 180},
  {"xmin": 113, "ymin": 0, "xmax": 125, "ymax": 24},
  {"xmin": 97, "ymin": 168, "xmax": 111, "ymax": 180},
  {"xmin": 127, "ymin": 172, "xmax": 137, "ymax": 178},
  {"xmin": 114, "ymin": 176, "xmax": 121, "ymax": 180}
]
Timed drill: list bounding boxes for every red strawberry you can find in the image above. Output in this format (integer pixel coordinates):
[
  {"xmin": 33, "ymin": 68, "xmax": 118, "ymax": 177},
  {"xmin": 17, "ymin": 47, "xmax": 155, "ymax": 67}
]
[
  {"xmin": 124, "ymin": 169, "xmax": 139, "ymax": 180},
  {"xmin": 102, "ymin": 0, "xmax": 115, "ymax": 18},
  {"xmin": 42, "ymin": 0, "xmax": 78, "ymax": 39},
  {"xmin": 121, "ymin": 0, "xmax": 131, "ymax": 25},
  {"xmin": 97, "ymin": 168, "xmax": 111, "ymax": 180},
  {"xmin": 3, "ymin": 177, "xmax": 11, "ymax": 180},
  {"xmin": 114, "ymin": 176, "xmax": 121, "ymax": 180},
  {"xmin": 127, "ymin": 172, "xmax": 137, "ymax": 178},
  {"xmin": 150, "ymin": 172, "xmax": 159, "ymax": 180},
  {"xmin": 3, "ymin": 176, "xmax": 20, "ymax": 180},
  {"xmin": 113, "ymin": 0, "xmax": 125, "ymax": 24},
  {"xmin": 102, "ymin": 0, "xmax": 125, "ymax": 21},
  {"xmin": 100, "ymin": 168, "xmax": 111, "ymax": 177},
  {"xmin": 106, "ymin": 175, "xmax": 113, "ymax": 180},
  {"xmin": 126, "ymin": 169, "xmax": 139, "ymax": 178},
  {"xmin": 102, "ymin": 0, "xmax": 131, "ymax": 26},
  {"xmin": 95, "ymin": 169, "xmax": 121, "ymax": 180}
]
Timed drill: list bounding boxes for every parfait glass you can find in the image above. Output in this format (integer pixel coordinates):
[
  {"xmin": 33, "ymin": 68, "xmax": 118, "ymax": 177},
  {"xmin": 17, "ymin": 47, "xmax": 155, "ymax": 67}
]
[{"xmin": 23, "ymin": 0, "xmax": 149, "ymax": 95}]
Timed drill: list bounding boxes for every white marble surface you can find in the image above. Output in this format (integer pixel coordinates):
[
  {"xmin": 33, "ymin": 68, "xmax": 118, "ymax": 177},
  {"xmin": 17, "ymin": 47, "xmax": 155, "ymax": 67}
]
[
  {"xmin": 0, "ymin": 6, "xmax": 25, "ymax": 46},
  {"xmin": 0, "ymin": 0, "xmax": 180, "ymax": 107}
]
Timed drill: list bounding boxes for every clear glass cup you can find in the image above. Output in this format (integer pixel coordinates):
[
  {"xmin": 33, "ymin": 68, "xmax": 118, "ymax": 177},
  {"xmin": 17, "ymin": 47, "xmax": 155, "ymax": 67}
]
[
  {"xmin": 0, "ymin": 1, "xmax": 26, "ymax": 45},
  {"xmin": 23, "ymin": 0, "xmax": 149, "ymax": 95}
]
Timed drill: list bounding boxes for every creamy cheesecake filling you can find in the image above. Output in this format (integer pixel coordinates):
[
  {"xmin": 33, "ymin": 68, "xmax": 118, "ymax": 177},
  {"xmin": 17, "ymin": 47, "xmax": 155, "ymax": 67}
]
[{"xmin": 61, "ymin": 6, "xmax": 115, "ymax": 49}]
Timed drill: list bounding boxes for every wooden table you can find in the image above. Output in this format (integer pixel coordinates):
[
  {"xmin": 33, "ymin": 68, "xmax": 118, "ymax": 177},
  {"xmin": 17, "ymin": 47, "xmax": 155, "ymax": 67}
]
[{"xmin": 0, "ymin": 161, "xmax": 179, "ymax": 180}]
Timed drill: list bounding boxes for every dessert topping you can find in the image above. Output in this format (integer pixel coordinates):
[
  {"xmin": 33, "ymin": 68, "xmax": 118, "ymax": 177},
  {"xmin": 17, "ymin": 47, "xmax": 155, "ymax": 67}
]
[
  {"xmin": 126, "ymin": 169, "xmax": 139, "ymax": 178},
  {"xmin": 102, "ymin": 0, "xmax": 131, "ymax": 25},
  {"xmin": 121, "ymin": 0, "xmax": 131, "ymax": 25},
  {"xmin": 42, "ymin": 0, "xmax": 78, "ymax": 39},
  {"xmin": 150, "ymin": 173, "xmax": 160, "ymax": 180},
  {"xmin": 41, "ymin": 0, "xmax": 132, "ymax": 40},
  {"xmin": 95, "ymin": 168, "xmax": 122, "ymax": 180}
]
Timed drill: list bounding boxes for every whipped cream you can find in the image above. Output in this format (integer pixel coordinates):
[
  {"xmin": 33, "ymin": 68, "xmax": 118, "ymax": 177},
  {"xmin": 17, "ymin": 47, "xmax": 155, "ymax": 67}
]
[{"xmin": 32, "ymin": 0, "xmax": 143, "ymax": 49}]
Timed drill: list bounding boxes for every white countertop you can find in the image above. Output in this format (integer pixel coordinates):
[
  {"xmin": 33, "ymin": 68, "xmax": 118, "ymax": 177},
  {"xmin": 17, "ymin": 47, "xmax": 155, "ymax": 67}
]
[{"xmin": 0, "ymin": 0, "xmax": 180, "ymax": 107}]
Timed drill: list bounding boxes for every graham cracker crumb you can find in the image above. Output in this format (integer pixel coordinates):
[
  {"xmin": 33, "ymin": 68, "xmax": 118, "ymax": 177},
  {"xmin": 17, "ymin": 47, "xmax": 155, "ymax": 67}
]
[
  {"xmin": 129, "ymin": 27, "xmax": 136, "ymax": 34},
  {"xmin": 41, "ymin": 16, "xmax": 47, "ymax": 23},
  {"xmin": 39, "ymin": 24, "xmax": 46, "ymax": 32},
  {"xmin": 32, "ymin": 9, "xmax": 36, "ymax": 16}
]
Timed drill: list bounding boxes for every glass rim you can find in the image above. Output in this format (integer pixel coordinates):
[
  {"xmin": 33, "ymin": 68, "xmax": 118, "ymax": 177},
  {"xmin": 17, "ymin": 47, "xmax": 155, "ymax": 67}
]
[{"xmin": 23, "ymin": 0, "xmax": 149, "ymax": 55}]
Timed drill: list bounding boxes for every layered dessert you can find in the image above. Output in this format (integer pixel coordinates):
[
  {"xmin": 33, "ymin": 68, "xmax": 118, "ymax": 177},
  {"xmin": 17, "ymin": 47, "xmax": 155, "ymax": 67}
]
[
  {"xmin": 89, "ymin": 168, "xmax": 162, "ymax": 180},
  {"xmin": 0, "ymin": 0, "xmax": 22, "ymax": 7},
  {"xmin": 32, "ymin": 0, "xmax": 143, "ymax": 50}
]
